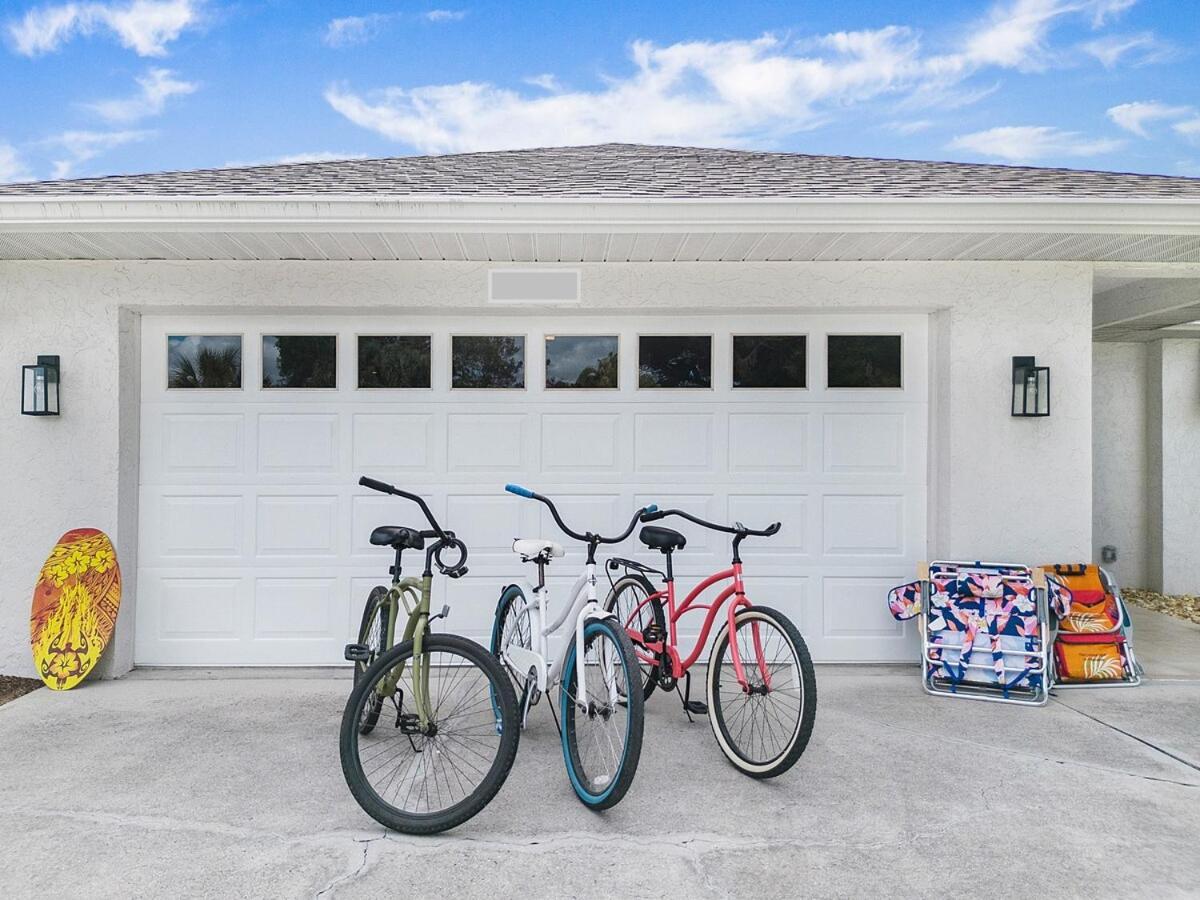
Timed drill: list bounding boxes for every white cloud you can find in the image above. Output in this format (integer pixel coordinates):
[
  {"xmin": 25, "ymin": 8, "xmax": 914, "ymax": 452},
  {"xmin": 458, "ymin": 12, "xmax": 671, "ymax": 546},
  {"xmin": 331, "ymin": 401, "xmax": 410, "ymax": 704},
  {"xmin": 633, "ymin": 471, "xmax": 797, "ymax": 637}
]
[
  {"xmin": 424, "ymin": 9, "xmax": 466, "ymax": 23},
  {"xmin": 325, "ymin": 0, "xmax": 1148, "ymax": 154},
  {"xmin": 86, "ymin": 67, "xmax": 196, "ymax": 123},
  {"xmin": 44, "ymin": 128, "xmax": 150, "ymax": 178},
  {"xmin": 888, "ymin": 119, "xmax": 934, "ymax": 135},
  {"xmin": 953, "ymin": 0, "xmax": 1138, "ymax": 72},
  {"xmin": 0, "ymin": 142, "xmax": 32, "ymax": 182},
  {"xmin": 1080, "ymin": 31, "xmax": 1168, "ymax": 67},
  {"xmin": 225, "ymin": 151, "xmax": 370, "ymax": 167},
  {"xmin": 1107, "ymin": 101, "xmax": 1192, "ymax": 138},
  {"xmin": 7, "ymin": 1, "xmax": 202, "ymax": 57},
  {"xmin": 1174, "ymin": 119, "xmax": 1200, "ymax": 140},
  {"xmin": 949, "ymin": 125, "xmax": 1121, "ymax": 161},
  {"xmin": 323, "ymin": 14, "xmax": 391, "ymax": 48}
]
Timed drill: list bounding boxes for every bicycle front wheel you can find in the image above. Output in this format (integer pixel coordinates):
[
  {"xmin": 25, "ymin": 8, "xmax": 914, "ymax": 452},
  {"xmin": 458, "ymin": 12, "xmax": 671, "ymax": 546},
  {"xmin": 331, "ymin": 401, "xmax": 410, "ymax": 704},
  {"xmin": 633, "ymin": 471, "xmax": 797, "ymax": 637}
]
[
  {"xmin": 706, "ymin": 605, "xmax": 816, "ymax": 779},
  {"xmin": 340, "ymin": 633, "xmax": 520, "ymax": 835},
  {"xmin": 559, "ymin": 617, "xmax": 645, "ymax": 809},
  {"xmin": 354, "ymin": 586, "xmax": 391, "ymax": 734}
]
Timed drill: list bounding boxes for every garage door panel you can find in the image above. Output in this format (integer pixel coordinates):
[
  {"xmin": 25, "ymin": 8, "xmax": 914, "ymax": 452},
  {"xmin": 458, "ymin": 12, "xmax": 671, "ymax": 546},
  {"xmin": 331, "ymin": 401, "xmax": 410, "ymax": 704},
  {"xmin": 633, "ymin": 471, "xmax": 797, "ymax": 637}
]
[
  {"xmin": 541, "ymin": 413, "xmax": 622, "ymax": 472},
  {"xmin": 257, "ymin": 413, "xmax": 339, "ymax": 473},
  {"xmin": 447, "ymin": 413, "xmax": 526, "ymax": 471},
  {"xmin": 255, "ymin": 495, "xmax": 340, "ymax": 557},
  {"xmin": 352, "ymin": 413, "xmax": 434, "ymax": 470},
  {"xmin": 728, "ymin": 412, "xmax": 808, "ymax": 472},
  {"xmin": 157, "ymin": 494, "xmax": 245, "ymax": 559},
  {"xmin": 138, "ymin": 313, "xmax": 927, "ymax": 665},
  {"xmin": 634, "ymin": 413, "xmax": 714, "ymax": 472}
]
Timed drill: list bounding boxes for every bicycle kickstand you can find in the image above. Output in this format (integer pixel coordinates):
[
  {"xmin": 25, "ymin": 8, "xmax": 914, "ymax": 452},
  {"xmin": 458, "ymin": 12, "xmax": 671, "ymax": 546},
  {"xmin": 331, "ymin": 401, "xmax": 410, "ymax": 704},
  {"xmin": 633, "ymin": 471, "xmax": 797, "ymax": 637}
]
[{"xmin": 676, "ymin": 671, "xmax": 709, "ymax": 722}]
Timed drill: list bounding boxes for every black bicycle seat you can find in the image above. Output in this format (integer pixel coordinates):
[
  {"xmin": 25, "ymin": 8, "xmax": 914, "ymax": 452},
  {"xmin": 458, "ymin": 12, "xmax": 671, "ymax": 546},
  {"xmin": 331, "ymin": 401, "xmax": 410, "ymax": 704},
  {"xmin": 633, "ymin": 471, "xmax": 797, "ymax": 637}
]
[
  {"xmin": 370, "ymin": 526, "xmax": 425, "ymax": 551},
  {"xmin": 639, "ymin": 526, "xmax": 686, "ymax": 553}
]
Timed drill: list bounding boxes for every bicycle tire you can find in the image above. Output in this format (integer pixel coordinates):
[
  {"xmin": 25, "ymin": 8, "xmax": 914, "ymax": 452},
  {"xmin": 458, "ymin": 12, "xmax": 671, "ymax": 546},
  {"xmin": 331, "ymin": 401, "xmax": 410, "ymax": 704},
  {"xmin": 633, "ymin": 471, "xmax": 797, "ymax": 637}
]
[
  {"xmin": 490, "ymin": 583, "xmax": 535, "ymax": 712},
  {"xmin": 603, "ymin": 573, "xmax": 665, "ymax": 701},
  {"xmin": 706, "ymin": 605, "xmax": 816, "ymax": 779},
  {"xmin": 559, "ymin": 616, "xmax": 645, "ymax": 809},
  {"xmin": 354, "ymin": 586, "xmax": 390, "ymax": 734},
  {"xmin": 340, "ymin": 633, "xmax": 520, "ymax": 835}
]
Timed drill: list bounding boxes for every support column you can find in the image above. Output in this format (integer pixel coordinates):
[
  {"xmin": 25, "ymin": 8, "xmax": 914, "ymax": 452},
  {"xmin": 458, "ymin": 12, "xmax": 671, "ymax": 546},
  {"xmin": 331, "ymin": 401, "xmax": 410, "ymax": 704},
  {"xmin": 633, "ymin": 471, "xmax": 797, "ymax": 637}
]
[{"xmin": 1146, "ymin": 339, "xmax": 1200, "ymax": 594}]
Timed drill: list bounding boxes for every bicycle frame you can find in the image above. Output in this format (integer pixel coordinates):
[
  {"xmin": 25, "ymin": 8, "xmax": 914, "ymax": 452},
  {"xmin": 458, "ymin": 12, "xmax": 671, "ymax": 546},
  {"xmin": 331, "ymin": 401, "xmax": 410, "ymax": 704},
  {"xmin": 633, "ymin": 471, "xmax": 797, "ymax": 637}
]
[
  {"xmin": 374, "ymin": 573, "xmax": 436, "ymax": 729},
  {"xmin": 625, "ymin": 562, "xmax": 768, "ymax": 692},
  {"xmin": 501, "ymin": 561, "xmax": 617, "ymax": 713}
]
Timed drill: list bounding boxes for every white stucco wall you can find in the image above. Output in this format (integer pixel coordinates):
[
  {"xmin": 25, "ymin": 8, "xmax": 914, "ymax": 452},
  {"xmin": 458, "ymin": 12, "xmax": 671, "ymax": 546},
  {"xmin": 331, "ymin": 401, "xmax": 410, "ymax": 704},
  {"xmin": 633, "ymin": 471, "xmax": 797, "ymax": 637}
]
[
  {"xmin": 1150, "ymin": 340, "xmax": 1200, "ymax": 594},
  {"xmin": 1092, "ymin": 342, "xmax": 1149, "ymax": 588},
  {"xmin": 0, "ymin": 259, "xmax": 1094, "ymax": 676}
]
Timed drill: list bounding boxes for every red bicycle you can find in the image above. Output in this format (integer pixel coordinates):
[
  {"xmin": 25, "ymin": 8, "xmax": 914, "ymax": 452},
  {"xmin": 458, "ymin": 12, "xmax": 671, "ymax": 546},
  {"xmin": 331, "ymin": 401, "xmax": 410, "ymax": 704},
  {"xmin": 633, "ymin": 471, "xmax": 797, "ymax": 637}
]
[{"xmin": 604, "ymin": 508, "xmax": 816, "ymax": 778}]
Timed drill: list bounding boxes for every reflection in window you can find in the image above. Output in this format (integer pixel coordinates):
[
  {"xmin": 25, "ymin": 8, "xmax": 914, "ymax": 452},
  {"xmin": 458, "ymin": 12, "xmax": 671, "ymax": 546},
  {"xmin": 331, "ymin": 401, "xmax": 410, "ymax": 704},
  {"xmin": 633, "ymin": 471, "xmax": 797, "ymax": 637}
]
[
  {"xmin": 638, "ymin": 336, "xmax": 712, "ymax": 388},
  {"xmin": 452, "ymin": 336, "xmax": 525, "ymax": 388},
  {"xmin": 733, "ymin": 335, "xmax": 807, "ymax": 388},
  {"xmin": 827, "ymin": 335, "xmax": 902, "ymax": 388},
  {"xmin": 262, "ymin": 335, "xmax": 337, "ymax": 388},
  {"xmin": 358, "ymin": 336, "xmax": 431, "ymax": 388},
  {"xmin": 545, "ymin": 335, "xmax": 618, "ymax": 389},
  {"xmin": 167, "ymin": 335, "xmax": 242, "ymax": 388}
]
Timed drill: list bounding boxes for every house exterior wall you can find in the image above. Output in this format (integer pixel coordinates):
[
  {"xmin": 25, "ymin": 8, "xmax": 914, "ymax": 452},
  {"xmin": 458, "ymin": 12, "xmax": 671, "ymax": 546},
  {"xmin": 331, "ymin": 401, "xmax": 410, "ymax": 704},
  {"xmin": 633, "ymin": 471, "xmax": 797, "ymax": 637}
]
[
  {"xmin": 0, "ymin": 259, "xmax": 1094, "ymax": 677},
  {"xmin": 1092, "ymin": 342, "xmax": 1150, "ymax": 589}
]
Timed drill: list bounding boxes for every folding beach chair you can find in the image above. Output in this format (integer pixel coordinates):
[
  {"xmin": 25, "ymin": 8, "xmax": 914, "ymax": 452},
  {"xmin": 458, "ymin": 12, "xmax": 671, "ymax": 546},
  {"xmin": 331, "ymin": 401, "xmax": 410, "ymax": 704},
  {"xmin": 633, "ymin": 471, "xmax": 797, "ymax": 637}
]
[
  {"xmin": 887, "ymin": 560, "xmax": 1072, "ymax": 706},
  {"xmin": 1044, "ymin": 564, "xmax": 1142, "ymax": 688}
]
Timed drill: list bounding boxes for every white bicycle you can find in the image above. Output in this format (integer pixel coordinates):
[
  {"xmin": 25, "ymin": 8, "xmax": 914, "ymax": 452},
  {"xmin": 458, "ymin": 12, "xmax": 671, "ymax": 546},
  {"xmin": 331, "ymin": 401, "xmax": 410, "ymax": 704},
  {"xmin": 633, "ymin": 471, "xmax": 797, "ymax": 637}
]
[{"xmin": 489, "ymin": 485, "xmax": 652, "ymax": 809}]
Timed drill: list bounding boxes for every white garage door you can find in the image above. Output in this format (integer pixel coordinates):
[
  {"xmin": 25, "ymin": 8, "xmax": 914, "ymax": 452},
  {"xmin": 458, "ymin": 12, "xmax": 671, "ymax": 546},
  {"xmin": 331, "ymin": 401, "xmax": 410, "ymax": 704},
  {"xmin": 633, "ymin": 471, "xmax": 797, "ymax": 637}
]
[{"xmin": 137, "ymin": 313, "xmax": 926, "ymax": 666}]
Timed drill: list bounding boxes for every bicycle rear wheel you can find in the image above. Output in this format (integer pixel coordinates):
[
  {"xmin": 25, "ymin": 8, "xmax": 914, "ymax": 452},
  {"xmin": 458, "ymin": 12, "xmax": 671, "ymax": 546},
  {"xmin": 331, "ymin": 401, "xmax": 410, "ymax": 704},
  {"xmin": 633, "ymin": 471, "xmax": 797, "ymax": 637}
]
[
  {"xmin": 490, "ymin": 584, "xmax": 535, "ymax": 713},
  {"xmin": 706, "ymin": 605, "xmax": 816, "ymax": 779},
  {"xmin": 341, "ymin": 633, "xmax": 520, "ymax": 835},
  {"xmin": 354, "ymin": 586, "xmax": 390, "ymax": 734},
  {"xmin": 603, "ymin": 573, "xmax": 665, "ymax": 701},
  {"xmin": 560, "ymin": 617, "xmax": 645, "ymax": 809}
]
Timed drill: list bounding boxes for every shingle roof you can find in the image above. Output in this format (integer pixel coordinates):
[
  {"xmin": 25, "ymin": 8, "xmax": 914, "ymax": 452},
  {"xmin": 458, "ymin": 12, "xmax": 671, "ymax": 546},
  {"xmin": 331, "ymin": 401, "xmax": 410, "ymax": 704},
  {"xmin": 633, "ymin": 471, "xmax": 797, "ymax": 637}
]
[{"xmin": 3, "ymin": 143, "xmax": 1200, "ymax": 199}]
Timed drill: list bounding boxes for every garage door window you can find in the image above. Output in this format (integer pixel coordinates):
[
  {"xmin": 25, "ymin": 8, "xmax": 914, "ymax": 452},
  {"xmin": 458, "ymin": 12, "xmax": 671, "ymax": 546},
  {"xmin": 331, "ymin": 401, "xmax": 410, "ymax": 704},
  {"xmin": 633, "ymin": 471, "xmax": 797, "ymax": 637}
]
[
  {"xmin": 167, "ymin": 335, "xmax": 242, "ymax": 389},
  {"xmin": 827, "ymin": 335, "xmax": 902, "ymax": 388},
  {"xmin": 732, "ymin": 335, "xmax": 806, "ymax": 388},
  {"xmin": 545, "ymin": 335, "xmax": 618, "ymax": 389},
  {"xmin": 452, "ymin": 335, "xmax": 525, "ymax": 389},
  {"xmin": 262, "ymin": 335, "xmax": 337, "ymax": 389},
  {"xmin": 639, "ymin": 335, "xmax": 712, "ymax": 388},
  {"xmin": 357, "ymin": 335, "xmax": 432, "ymax": 389}
]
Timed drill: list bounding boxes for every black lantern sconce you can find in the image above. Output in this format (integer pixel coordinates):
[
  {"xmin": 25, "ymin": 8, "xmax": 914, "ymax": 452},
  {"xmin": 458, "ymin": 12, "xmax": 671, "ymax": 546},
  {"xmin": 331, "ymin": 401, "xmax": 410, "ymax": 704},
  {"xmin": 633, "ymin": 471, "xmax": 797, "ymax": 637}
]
[
  {"xmin": 21, "ymin": 355, "xmax": 60, "ymax": 416},
  {"xmin": 1011, "ymin": 355, "xmax": 1049, "ymax": 418}
]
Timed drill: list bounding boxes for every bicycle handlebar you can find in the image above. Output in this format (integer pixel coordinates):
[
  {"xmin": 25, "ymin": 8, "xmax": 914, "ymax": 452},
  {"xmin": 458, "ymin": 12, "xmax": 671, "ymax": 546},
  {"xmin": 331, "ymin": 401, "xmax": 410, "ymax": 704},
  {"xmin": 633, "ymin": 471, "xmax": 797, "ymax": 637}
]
[
  {"xmin": 359, "ymin": 475, "xmax": 447, "ymax": 540},
  {"xmin": 505, "ymin": 483, "xmax": 657, "ymax": 545},
  {"xmin": 641, "ymin": 507, "xmax": 781, "ymax": 538}
]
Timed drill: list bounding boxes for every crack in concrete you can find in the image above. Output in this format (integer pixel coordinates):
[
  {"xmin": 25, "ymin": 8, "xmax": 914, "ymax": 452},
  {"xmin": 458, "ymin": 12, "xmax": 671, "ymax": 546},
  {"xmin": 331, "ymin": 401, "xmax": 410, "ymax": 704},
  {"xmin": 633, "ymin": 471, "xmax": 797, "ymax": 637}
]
[
  {"xmin": 1050, "ymin": 697, "xmax": 1200, "ymax": 774},
  {"xmin": 837, "ymin": 710, "xmax": 1200, "ymax": 788},
  {"xmin": 314, "ymin": 834, "xmax": 388, "ymax": 899}
]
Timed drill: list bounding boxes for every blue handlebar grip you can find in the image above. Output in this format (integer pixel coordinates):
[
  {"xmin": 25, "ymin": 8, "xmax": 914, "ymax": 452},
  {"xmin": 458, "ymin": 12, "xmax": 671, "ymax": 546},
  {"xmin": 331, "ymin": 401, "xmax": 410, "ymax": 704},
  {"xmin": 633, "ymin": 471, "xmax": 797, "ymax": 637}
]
[
  {"xmin": 505, "ymin": 483, "xmax": 535, "ymax": 498},
  {"xmin": 644, "ymin": 504, "xmax": 658, "ymax": 513}
]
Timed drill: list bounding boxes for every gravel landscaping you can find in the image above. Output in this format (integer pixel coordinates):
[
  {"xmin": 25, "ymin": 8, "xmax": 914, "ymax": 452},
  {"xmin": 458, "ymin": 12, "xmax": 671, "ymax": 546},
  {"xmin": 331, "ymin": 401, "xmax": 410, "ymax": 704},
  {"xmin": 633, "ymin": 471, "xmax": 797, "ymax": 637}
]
[
  {"xmin": 0, "ymin": 675, "xmax": 42, "ymax": 707},
  {"xmin": 1123, "ymin": 589, "xmax": 1200, "ymax": 626}
]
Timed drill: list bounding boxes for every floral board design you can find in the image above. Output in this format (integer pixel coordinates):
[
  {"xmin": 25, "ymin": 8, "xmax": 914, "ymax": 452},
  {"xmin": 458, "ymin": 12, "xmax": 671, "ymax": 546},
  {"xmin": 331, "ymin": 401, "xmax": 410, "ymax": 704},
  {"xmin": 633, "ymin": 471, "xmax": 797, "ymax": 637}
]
[{"xmin": 30, "ymin": 529, "xmax": 122, "ymax": 691}]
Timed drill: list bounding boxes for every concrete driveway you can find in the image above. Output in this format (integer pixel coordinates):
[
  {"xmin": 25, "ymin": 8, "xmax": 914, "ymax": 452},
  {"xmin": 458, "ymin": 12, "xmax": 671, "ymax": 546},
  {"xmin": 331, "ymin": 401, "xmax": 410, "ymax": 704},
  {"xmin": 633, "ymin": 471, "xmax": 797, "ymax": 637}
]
[{"xmin": 2, "ymin": 608, "xmax": 1198, "ymax": 900}]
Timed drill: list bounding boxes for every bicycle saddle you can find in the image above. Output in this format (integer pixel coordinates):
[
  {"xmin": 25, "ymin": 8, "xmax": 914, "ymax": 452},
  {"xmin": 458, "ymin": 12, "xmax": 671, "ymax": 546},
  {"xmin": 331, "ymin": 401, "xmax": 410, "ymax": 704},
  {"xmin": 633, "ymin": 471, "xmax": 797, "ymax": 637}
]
[
  {"xmin": 370, "ymin": 526, "xmax": 425, "ymax": 551},
  {"xmin": 639, "ymin": 526, "xmax": 686, "ymax": 552},
  {"xmin": 512, "ymin": 538, "xmax": 564, "ymax": 561}
]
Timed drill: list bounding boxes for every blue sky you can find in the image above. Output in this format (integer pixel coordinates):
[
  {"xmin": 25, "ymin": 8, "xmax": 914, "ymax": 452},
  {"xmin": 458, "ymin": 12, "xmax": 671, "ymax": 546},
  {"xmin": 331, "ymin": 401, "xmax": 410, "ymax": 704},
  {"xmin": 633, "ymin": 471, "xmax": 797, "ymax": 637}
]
[{"xmin": 1, "ymin": 0, "xmax": 1198, "ymax": 183}]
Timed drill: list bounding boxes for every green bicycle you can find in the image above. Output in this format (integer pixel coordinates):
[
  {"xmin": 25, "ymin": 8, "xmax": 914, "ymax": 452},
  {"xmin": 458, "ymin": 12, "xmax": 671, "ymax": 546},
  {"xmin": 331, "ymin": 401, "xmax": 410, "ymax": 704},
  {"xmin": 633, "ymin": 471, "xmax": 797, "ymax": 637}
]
[{"xmin": 340, "ymin": 476, "xmax": 520, "ymax": 835}]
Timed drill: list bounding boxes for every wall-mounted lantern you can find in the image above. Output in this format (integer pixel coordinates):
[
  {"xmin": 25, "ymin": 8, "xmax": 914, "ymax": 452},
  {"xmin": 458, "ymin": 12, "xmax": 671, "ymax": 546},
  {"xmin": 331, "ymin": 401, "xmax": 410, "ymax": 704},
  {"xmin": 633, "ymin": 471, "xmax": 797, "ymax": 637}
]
[
  {"xmin": 21, "ymin": 355, "xmax": 60, "ymax": 416},
  {"xmin": 1011, "ymin": 355, "xmax": 1049, "ymax": 418}
]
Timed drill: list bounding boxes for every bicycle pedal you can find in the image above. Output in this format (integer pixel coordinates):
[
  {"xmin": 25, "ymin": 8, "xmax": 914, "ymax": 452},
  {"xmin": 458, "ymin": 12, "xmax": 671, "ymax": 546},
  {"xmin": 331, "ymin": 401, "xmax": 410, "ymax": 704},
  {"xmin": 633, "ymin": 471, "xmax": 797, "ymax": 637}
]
[
  {"xmin": 683, "ymin": 700, "xmax": 708, "ymax": 715},
  {"xmin": 344, "ymin": 643, "xmax": 371, "ymax": 662},
  {"xmin": 396, "ymin": 712, "xmax": 423, "ymax": 735}
]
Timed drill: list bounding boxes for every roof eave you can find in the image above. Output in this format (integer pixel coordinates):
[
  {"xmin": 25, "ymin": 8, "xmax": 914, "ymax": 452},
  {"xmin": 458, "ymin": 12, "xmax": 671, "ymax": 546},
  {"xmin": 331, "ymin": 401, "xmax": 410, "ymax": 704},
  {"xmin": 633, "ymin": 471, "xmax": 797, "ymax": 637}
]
[{"xmin": 2, "ymin": 194, "xmax": 1200, "ymax": 235}]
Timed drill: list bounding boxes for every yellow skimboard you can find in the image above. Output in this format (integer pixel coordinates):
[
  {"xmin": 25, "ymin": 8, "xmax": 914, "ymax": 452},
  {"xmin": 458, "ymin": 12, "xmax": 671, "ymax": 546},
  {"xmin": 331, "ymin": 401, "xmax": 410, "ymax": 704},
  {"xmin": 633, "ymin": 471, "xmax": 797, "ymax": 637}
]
[{"xmin": 30, "ymin": 529, "xmax": 121, "ymax": 690}]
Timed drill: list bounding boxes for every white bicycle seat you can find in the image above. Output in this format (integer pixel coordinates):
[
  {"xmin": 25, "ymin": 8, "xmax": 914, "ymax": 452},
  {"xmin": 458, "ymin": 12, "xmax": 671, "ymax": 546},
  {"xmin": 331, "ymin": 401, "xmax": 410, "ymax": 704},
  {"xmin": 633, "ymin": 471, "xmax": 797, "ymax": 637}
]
[{"xmin": 512, "ymin": 538, "xmax": 565, "ymax": 560}]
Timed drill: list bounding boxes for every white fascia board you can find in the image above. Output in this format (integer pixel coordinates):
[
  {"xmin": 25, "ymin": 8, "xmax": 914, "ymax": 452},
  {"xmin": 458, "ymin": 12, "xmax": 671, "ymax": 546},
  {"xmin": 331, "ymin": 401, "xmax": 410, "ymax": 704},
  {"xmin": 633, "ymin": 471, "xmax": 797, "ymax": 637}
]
[{"xmin": 2, "ymin": 195, "xmax": 1200, "ymax": 235}]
